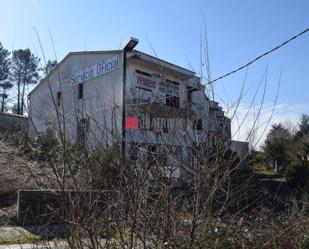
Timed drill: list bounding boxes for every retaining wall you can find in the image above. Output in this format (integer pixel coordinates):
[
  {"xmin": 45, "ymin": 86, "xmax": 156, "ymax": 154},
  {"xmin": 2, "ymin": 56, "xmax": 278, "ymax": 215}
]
[{"xmin": 0, "ymin": 113, "xmax": 29, "ymax": 133}]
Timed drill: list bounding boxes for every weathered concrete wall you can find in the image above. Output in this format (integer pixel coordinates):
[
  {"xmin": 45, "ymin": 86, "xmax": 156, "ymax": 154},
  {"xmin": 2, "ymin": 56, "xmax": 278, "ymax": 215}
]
[
  {"xmin": 230, "ymin": 140, "xmax": 249, "ymax": 168},
  {"xmin": 0, "ymin": 113, "xmax": 29, "ymax": 133},
  {"xmin": 17, "ymin": 190, "xmax": 60, "ymax": 226},
  {"xmin": 28, "ymin": 52, "xmax": 123, "ymax": 147}
]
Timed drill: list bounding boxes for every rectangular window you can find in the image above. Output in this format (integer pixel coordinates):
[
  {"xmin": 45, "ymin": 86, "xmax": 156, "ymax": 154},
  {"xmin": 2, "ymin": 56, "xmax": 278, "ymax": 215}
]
[
  {"xmin": 193, "ymin": 119, "xmax": 203, "ymax": 130},
  {"xmin": 56, "ymin": 91, "xmax": 61, "ymax": 106},
  {"xmin": 165, "ymin": 79, "xmax": 180, "ymax": 96},
  {"xmin": 187, "ymin": 91, "xmax": 192, "ymax": 102},
  {"xmin": 78, "ymin": 84, "xmax": 83, "ymax": 99},
  {"xmin": 187, "ymin": 86, "xmax": 193, "ymax": 102},
  {"xmin": 77, "ymin": 118, "xmax": 90, "ymax": 142},
  {"xmin": 166, "ymin": 79, "xmax": 179, "ymax": 87},
  {"xmin": 166, "ymin": 94, "xmax": 180, "ymax": 109}
]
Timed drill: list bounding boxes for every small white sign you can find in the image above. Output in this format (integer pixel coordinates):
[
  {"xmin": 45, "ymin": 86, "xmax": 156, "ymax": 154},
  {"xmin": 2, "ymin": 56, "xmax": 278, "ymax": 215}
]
[{"xmin": 71, "ymin": 55, "xmax": 120, "ymax": 85}]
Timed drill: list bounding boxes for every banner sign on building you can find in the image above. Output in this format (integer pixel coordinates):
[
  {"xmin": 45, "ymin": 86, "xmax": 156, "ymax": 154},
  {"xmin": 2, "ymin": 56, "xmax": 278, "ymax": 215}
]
[
  {"xmin": 136, "ymin": 112, "xmax": 186, "ymax": 133},
  {"xmin": 159, "ymin": 80, "xmax": 180, "ymax": 96},
  {"xmin": 71, "ymin": 55, "xmax": 120, "ymax": 85},
  {"xmin": 136, "ymin": 75, "xmax": 157, "ymax": 90},
  {"xmin": 134, "ymin": 73, "xmax": 180, "ymax": 105}
]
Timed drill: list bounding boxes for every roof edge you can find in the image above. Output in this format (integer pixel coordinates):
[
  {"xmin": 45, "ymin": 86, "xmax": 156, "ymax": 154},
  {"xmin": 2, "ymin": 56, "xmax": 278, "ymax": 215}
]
[
  {"xmin": 28, "ymin": 49, "xmax": 198, "ymax": 98},
  {"xmin": 28, "ymin": 50, "xmax": 123, "ymax": 98},
  {"xmin": 131, "ymin": 50, "xmax": 197, "ymax": 76}
]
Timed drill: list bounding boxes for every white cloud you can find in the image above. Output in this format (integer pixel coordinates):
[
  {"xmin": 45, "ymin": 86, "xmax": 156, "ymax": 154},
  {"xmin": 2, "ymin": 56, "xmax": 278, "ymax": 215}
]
[{"xmin": 226, "ymin": 102, "xmax": 309, "ymax": 149}]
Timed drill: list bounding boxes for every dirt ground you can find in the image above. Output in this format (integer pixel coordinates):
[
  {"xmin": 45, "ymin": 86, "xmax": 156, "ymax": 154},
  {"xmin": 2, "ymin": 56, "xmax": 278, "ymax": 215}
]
[
  {"xmin": 0, "ymin": 139, "xmax": 38, "ymax": 193},
  {"xmin": 0, "ymin": 137, "xmax": 37, "ymax": 225},
  {"xmin": 0, "ymin": 134, "xmax": 70, "ymax": 226}
]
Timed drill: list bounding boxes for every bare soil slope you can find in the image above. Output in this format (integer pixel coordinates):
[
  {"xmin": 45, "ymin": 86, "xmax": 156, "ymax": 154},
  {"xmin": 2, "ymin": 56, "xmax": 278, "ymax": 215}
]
[{"xmin": 0, "ymin": 139, "xmax": 38, "ymax": 193}]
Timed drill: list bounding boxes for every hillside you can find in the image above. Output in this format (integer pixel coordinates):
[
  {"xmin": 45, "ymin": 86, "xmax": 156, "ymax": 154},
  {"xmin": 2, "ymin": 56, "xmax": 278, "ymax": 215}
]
[{"xmin": 0, "ymin": 139, "xmax": 39, "ymax": 193}]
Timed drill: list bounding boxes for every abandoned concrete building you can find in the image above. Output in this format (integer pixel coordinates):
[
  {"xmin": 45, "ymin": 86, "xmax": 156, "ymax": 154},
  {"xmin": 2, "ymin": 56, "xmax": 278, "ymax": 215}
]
[{"xmin": 28, "ymin": 38, "xmax": 248, "ymax": 177}]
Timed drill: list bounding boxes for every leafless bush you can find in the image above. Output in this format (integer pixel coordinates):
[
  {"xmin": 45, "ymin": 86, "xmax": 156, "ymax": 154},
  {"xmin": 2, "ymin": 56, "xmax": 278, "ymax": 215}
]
[{"xmin": 1, "ymin": 29, "xmax": 308, "ymax": 249}]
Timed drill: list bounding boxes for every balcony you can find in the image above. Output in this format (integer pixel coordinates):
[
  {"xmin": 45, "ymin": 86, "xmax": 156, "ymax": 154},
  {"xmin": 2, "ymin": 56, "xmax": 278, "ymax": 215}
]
[{"xmin": 127, "ymin": 100, "xmax": 195, "ymax": 118}]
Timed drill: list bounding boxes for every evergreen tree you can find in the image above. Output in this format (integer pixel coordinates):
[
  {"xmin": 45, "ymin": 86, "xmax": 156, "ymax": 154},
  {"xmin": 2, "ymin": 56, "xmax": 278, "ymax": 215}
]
[
  {"xmin": 296, "ymin": 114, "xmax": 309, "ymax": 138},
  {"xmin": 293, "ymin": 114, "xmax": 309, "ymax": 167},
  {"xmin": 0, "ymin": 42, "xmax": 10, "ymax": 82},
  {"xmin": 288, "ymin": 127, "xmax": 309, "ymax": 189},
  {"xmin": 44, "ymin": 60, "xmax": 57, "ymax": 75},
  {"xmin": 0, "ymin": 42, "xmax": 10, "ymax": 113},
  {"xmin": 0, "ymin": 81, "xmax": 13, "ymax": 113},
  {"xmin": 11, "ymin": 49, "xmax": 40, "ymax": 115},
  {"xmin": 262, "ymin": 123, "xmax": 295, "ymax": 172}
]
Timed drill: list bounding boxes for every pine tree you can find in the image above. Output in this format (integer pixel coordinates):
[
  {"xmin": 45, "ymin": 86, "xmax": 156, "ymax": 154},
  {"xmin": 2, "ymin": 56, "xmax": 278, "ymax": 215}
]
[
  {"xmin": 0, "ymin": 42, "xmax": 10, "ymax": 113},
  {"xmin": 297, "ymin": 114, "xmax": 309, "ymax": 137},
  {"xmin": 0, "ymin": 81, "xmax": 13, "ymax": 113},
  {"xmin": 288, "ymin": 115, "xmax": 309, "ymax": 189},
  {"xmin": 44, "ymin": 60, "xmax": 57, "ymax": 75},
  {"xmin": 11, "ymin": 49, "xmax": 40, "ymax": 115},
  {"xmin": 262, "ymin": 123, "xmax": 295, "ymax": 172}
]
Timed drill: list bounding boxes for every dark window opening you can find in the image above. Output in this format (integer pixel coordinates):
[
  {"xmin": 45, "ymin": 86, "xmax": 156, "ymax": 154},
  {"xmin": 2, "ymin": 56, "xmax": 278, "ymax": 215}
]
[
  {"xmin": 166, "ymin": 95, "xmax": 180, "ymax": 109},
  {"xmin": 187, "ymin": 87, "xmax": 193, "ymax": 102},
  {"xmin": 78, "ymin": 84, "xmax": 83, "ymax": 99},
  {"xmin": 136, "ymin": 69, "xmax": 152, "ymax": 77},
  {"xmin": 149, "ymin": 115, "xmax": 153, "ymax": 131},
  {"xmin": 187, "ymin": 91, "xmax": 192, "ymax": 102},
  {"xmin": 166, "ymin": 79, "xmax": 179, "ymax": 86},
  {"xmin": 77, "ymin": 118, "xmax": 90, "ymax": 142},
  {"xmin": 56, "ymin": 91, "xmax": 61, "ymax": 106},
  {"xmin": 136, "ymin": 86, "xmax": 152, "ymax": 92},
  {"xmin": 193, "ymin": 119, "xmax": 203, "ymax": 131}
]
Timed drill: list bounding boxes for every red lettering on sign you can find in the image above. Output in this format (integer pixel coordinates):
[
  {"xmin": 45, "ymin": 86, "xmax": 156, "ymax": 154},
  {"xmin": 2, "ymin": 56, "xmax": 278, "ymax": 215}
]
[
  {"xmin": 137, "ymin": 76, "xmax": 156, "ymax": 89},
  {"xmin": 125, "ymin": 117, "xmax": 139, "ymax": 129}
]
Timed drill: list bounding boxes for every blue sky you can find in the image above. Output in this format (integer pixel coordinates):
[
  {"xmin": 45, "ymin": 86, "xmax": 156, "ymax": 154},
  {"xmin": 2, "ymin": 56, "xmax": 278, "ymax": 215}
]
[{"xmin": 1, "ymin": 0, "xmax": 309, "ymax": 145}]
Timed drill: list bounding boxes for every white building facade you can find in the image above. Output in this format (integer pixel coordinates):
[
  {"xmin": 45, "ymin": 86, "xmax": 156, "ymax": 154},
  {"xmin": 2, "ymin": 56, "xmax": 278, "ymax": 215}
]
[{"xmin": 28, "ymin": 49, "xmax": 248, "ymax": 177}]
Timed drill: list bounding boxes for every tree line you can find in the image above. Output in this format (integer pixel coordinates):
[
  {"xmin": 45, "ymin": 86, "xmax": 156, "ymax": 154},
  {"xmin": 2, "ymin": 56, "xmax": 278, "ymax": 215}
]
[
  {"xmin": 0, "ymin": 41, "xmax": 56, "ymax": 115},
  {"xmin": 252, "ymin": 114, "xmax": 309, "ymax": 190}
]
